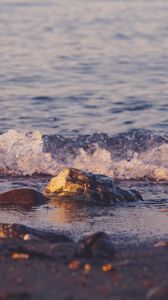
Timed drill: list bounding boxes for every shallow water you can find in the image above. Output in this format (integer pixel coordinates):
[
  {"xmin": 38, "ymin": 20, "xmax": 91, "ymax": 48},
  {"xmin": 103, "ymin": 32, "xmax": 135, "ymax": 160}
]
[
  {"xmin": 0, "ymin": 177, "xmax": 167, "ymax": 244},
  {"xmin": 0, "ymin": 0, "xmax": 168, "ymax": 243},
  {"xmin": 0, "ymin": 0, "xmax": 168, "ymax": 134}
]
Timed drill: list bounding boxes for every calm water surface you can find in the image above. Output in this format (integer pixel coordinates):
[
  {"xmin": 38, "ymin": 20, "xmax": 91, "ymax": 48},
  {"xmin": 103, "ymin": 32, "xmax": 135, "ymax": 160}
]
[
  {"xmin": 0, "ymin": 0, "xmax": 168, "ymax": 243},
  {"xmin": 0, "ymin": 0, "xmax": 168, "ymax": 134}
]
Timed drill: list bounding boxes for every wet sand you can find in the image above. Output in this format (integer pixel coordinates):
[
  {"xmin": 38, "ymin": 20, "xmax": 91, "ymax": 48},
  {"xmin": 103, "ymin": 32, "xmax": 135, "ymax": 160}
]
[{"xmin": 0, "ymin": 235, "xmax": 167, "ymax": 300}]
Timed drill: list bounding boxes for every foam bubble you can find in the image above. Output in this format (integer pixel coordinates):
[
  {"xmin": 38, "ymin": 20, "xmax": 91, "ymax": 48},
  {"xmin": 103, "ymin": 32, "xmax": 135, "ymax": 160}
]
[
  {"xmin": 0, "ymin": 129, "xmax": 168, "ymax": 180},
  {"xmin": 0, "ymin": 129, "xmax": 58, "ymax": 175},
  {"xmin": 73, "ymin": 144, "xmax": 168, "ymax": 181}
]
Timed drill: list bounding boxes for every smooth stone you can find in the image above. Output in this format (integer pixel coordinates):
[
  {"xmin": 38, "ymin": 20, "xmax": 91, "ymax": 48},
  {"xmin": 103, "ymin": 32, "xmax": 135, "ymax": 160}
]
[
  {"xmin": 76, "ymin": 232, "xmax": 116, "ymax": 258},
  {"xmin": 0, "ymin": 223, "xmax": 72, "ymax": 243},
  {"xmin": 0, "ymin": 188, "xmax": 48, "ymax": 206},
  {"xmin": 45, "ymin": 168, "xmax": 143, "ymax": 204}
]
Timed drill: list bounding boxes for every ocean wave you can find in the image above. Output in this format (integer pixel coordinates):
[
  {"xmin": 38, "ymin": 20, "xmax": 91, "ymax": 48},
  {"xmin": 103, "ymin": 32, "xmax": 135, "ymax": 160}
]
[{"xmin": 0, "ymin": 129, "xmax": 168, "ymax": 180}]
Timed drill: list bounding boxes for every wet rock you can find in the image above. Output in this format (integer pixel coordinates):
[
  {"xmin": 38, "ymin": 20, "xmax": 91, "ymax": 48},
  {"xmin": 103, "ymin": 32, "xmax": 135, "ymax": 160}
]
[
  {"xmin": 76, "ymin": 232, "xmax": 116, "ymax": 259},
  {"xmin": 45, "ymin": 168, "xmax": 143, "ymax": 204},
  {"xmin": 0, "ymin": 223, "xmax": 72, "ymax": 243},
  {"xmin": 0, "ymin": 188, "xmax": 48, "ymax": 206}
]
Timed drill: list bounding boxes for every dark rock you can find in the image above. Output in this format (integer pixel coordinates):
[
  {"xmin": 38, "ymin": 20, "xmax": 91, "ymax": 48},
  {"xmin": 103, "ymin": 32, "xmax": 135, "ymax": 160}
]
[
  {"xmin": 0, "ymin": 188, "xmax": 48, "ymax": 206},
  {"xmin": 76, "ymin": 232, "xmax": 116, "ymax": 259},
  {"xmin": 45, "ymin": 168, "xmax": 143, "ymax": 204},
  {"xmin": 0, "ymin": 223, "xmax": 72, "ymax": 243}
]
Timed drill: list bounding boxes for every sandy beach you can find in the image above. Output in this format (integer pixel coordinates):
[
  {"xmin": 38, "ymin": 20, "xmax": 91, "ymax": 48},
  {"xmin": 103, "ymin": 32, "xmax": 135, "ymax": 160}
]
[{"xmin": 0, "ymin": 231, "xmax": 168, "ymax": 300}]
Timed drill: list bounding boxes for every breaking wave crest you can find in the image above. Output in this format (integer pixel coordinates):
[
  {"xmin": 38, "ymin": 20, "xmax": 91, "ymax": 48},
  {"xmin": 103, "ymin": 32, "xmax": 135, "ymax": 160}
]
[{"xmin": 0, "ymin": 129, "xmax": 168, "ymax": 180}]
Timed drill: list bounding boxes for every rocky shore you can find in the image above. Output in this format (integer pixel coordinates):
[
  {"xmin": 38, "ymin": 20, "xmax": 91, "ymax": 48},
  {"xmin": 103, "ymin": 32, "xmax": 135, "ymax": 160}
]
[
  {"xmin": 0, "ymin": 169, "xmax": 167, "ymax": 299},
  {"xmin": 45, "ymin": 168, "xmax": 143, "ymax": 203},
  {"xmin": 0, "ymin": 168, "xmax": 143, "ymax": 207}
]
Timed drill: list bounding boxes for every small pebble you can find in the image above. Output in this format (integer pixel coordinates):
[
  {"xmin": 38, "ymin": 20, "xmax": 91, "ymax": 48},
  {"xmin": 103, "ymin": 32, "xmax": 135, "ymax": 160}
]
[
  {"xmin": 11, "ymin": 253, "xmax": 30, "ymax": 260},
  {"xmin": 83, "ymin": 263, "xmax": 91, "ymax": 273},
  {"xmin": 102, "ymin": 264, "xmax": 113, "ymax": 272},
  {"xmin": 23, "ymin": 234, "xmax": 31, "ymax": 241},
  {"xmin": 68, "ymin": 260, "xmax": 80, "ymax": 270}
]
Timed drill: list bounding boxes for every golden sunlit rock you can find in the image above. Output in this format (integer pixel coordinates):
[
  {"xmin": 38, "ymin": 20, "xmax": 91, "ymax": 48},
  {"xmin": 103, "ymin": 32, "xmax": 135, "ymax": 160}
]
[
  {"xmin": 45, "ymin": 168, "xmax": 89, "ymax": 196},
  {"xmin": 45, "ymin": 168, "xmax": 143, "ymax": 203}
]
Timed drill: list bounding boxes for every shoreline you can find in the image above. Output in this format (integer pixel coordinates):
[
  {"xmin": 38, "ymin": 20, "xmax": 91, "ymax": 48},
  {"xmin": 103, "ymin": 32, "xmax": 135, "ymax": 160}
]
[
  {"xmin": 0, "ymin": 226, "xmax": 168, "ymax": 300},
  {"xmin": 0, "ymin": 182, "xmax": 167, "ymax": 300}
]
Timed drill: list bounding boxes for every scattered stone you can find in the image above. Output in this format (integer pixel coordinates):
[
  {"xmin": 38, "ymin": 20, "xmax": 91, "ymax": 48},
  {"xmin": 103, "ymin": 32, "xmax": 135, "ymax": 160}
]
[
  {"xmin": 45, "ymin": 168, "xmax": 143, "ymax": 204},
  {"xmin": 0, "ymin": 188, "xmax": 48, "ymax": 206},
  {"xmin": 68, "ymin": 260, "xmax": 80, "ymax": 270},
  {"xmin": 11, "ymin": 252, "xmax": 29, "ymax": 260},
  {"xmin": 83, "ymin": 263, "xmax": 91, "ymax": 273},
  {"xmin": 7, "ymin": 245, "xmax": 56, "ymax": 260},
  {"xmin": 102, "ymin": 264, "xmax": 113, "ymax": 272},
  {"xmin": 76, "ymin": 232, "xmax": 115, "ymax": 259},
  {"xmin": 0, "ymin": 223, "xmax": 72, "ymax": 243}
]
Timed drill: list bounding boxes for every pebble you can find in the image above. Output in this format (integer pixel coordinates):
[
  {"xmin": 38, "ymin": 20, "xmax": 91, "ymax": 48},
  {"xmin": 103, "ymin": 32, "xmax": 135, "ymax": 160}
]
[
  {"xmin": 0, "ymin": 188, "xmax": 48, "ymax": 206},
  {"xmin": 77, "ymin": 231, "xmax": 115, "ymax": 259}
]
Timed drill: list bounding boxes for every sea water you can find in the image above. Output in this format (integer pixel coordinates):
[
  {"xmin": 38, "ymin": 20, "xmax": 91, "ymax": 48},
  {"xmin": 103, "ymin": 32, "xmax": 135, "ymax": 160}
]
[{"xmin": 0, "ymin": 0, "xmax": 168, "ymax": 243}]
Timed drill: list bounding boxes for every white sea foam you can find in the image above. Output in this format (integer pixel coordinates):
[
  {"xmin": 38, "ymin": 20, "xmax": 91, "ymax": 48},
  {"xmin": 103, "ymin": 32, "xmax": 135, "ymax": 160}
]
[
  {"xmin": 74, "ymin": 144, "xmax": 168, "ymax": 181},
  {"xmin": 0, "ymin": 129, "xmax": 58, "ymax": 176},
  {"xmin": 0, "ymin": 129, "xmax": 168, "ymax": 180}
]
